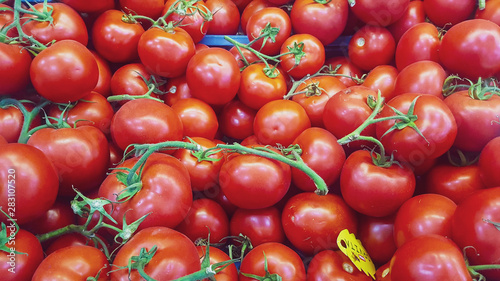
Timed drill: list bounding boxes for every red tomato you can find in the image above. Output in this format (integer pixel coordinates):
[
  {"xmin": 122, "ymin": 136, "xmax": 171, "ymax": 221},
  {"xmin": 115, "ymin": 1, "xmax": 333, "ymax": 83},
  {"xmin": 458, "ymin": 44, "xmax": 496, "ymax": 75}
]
[
  {"xmin": 395, "ymin": 22, "xmax": 441, "ymax": 71},
  {"xmin": 0, "ymin": 229, "xmax": 44, "ymax": 281},
  {"xmin": 451, "ymin": 187, "xmax": 500, "ymax": 280},
  {"xmin": 374, "ymin": 262, "xmax": 391, "ymax": 281},
  {"xmin": 387, "ymin": 0, "xmax": 426, "ymax": 42},
  {"xmin": 205, "ymin": 0, "xmax": 240, "ymax": 35},
  {"xmin": 110, "ymin": 99, "xmax": 183, "ymax": 152},
  {"xmin": 348, "ymin": 25, "xmax": 396, "ymax": 71},
  {"xmin": 393, "ymin": 194, "xmax": 457, "ymax": 247},
  {"xmin": 389, "ymin": 235, "xmax": 473, "ymax": 281},
  {"xmin": 0, "ymin": 143, "xmax": 59, "ymax": 225},
  {"xmin": 230, "ymin": 206, "xmax": 285, "ymax": 246},
  {"xmin": 60, "ymin": 0, "xmax": 115, "ymax": 13},
  {"xmin": 91, "ymin": 9, "xmax": 145, "ymax": 63},
  {"xmin": 423, "ymin": 0, "xmax": 476, "ymax": 27},
  {"xmin": 240, "ymin": 0, "xmax": 277, "ymax": 34},
  {"xmin": 238, "ymin": 63, "xmax": 287, "ymax": 110},
  {"xmin": 171, "ymin": 98, "xmax": 219, "ymax": 139},
  {"xmin": 186, "ymin": 47, "xmax": 241, "ymax": 105},
  {"xmin": 229, "ymin": 45, "xmax": 260, "ymax": 68},
  {"xmin": 290, "ymin": 0, "xmax": 348, "ymax": 45},
  {"xmin": 0, "ymin": 4, "xmax": 16, "ymax": 38},
  {"xmin": 138, "ymin": 26, "xmax": 196, "ymax": 78},
  {"xmin": 0, "ymin": 103, "xmax": 41, "ymax": 143},
  {"xmin": 162, "ymin": 75, "xmax": 192, "ymax": 106},
  {"xmin": 362, "ymin": 65, "xmax": 399, "ymax": 100},
  {"xmin": 239, "ymin": 242, "xmax": 306, "ymax": 281},
  {"xmin": 476, "ymin": 0, "xmax": 500, "ymax": 25},
  {"xmin": 196, "ymin": 246, "xmax": 238, "ymax": 281},
  {"xmin": 340, "ymin": 150, "xmax": 416, "ymax": 217},
  {"xmin": 281, "ymin": 192, "xmax": 358, "ymax": 256},
  {"xmin": 99, "ymin": 153, "xmax": 192, "ymax": 230},
  {"xmin": 246, "ymin": 7, "xmax": 292, "ymax": 55},
  {"xmin": 375, "ymin": 93, "xmax": 457, "ymax": 164},
  {"xmin": 392, "ymin": 60, "xmax": 446, "ymax": 99},
  {"xmin": 119, "ymin": 0, "xmax": 165, "ymax": 20},
  {"xmin": 439, "ymin": 19, "xmax": 500, "ymax": 80},
  {"xmin": 350, "ymin": 0, "xmax": 409, "ymax": 26},
  {"xmin": 111, "ymin": 227, "xmax": 200, "ymax": 280},
  {"xmin": 218, "ymin": 99, "xmax": 257, "ymax": 140},
  {"xmin": 90, "ymin": 51, "xmax": 112, "ymax": 97},
  {"xmin": 306, "ymin": 250, "xmax": 372, "ymax": 281},
  {"xmin": 324, "ymin": 56, "xmax": 365, "ymax": 88},
  {"xmin": 479, "ymin": 137, "xmax": 500, "ymax": 188},
  {"xmin": 163, "ymin": 0, "xmax": 211, "ymax": 43},
  {"xmin": 357, "ymin": 214, "xmax": 397, "ymax": 266},
  {"xmin": 110, "ymin": 63, "xmax": 160, "ymax": 104},
  {"xmin": 0, "ymin": 43, "xmax": 31, "ymax": 96},
  {"xmin": 280, "ymin": 33, "xmax": 325, "ymax": 79},
  {"xmin": 253, "ymin": 99, "xmax": 311, "ymax": 146},
  {"xmin": 43, "ymin": 233, "xmax": 105, "ymax": 256},
  {"xmin": 21, "ymin": 3, "xmax": 88, "ymax": 45}
]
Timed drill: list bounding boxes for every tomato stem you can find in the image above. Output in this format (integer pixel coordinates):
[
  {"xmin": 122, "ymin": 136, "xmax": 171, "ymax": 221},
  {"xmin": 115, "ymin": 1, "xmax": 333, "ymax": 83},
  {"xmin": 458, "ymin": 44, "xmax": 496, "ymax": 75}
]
[
  {"xmin": 478, "ymin": 0, "xmax": 486, "ymax": 10},
  {"xmin": 107, "ymin": 84, "xmax": 164, "ymax": 103}
]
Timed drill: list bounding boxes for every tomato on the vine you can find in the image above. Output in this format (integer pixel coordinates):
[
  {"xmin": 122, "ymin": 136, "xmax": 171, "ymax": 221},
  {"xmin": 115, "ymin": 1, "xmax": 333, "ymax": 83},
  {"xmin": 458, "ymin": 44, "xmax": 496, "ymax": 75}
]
[
  {"xmin": 0, "ymin": 43, "xmax": 31, "ymax": 96},
  {"xmin": 279, "ymin": 33, "xmax": 325, "ymax": 79}
]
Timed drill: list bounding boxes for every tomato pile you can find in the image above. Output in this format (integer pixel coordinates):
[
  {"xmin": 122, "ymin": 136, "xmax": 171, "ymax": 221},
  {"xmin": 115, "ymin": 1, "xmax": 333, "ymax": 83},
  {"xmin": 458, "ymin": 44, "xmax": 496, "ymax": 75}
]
[{"xmin": 1, "ymin": 0, "xmax": 500, "ymax": 280}]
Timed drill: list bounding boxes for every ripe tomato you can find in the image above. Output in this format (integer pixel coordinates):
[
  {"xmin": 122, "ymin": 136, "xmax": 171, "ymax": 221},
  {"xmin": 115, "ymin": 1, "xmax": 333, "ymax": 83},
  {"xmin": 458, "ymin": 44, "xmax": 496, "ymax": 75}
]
[
  {"xmin": 0, "ymin": 143, "xmax": 59, "ymax": 225},
  {"xmin": 246, "ymin": 7, "xmax": 292, "ymax": 55},
  {"xmin": 340, "ymin": 150, "xmax": 416, "ymax": 217},
  {"xmin": 324, "ymin": 56, "xmax": 365, "ymax": 88},
  {"xmin": 205, "ymin": 0, "xmax": 240, "ymax": 35},
  {"xmin": 162, "ymin": 75, "xmax": 192, "ymax": 106},
  {"xmin": 186, "ymin": 47, "xmax": 241, "ymax": 105},
  {"xmin": 253, "ymin": 99, "xmax": 311, "ymax": 146},
  {"xmin": 171, "ymin": 98, "xmax": 219, "ymax": 139},
  {"xmin": 110, "ymin": 99, "xmax": 183, "ymax": 152},
  {"xmin": 290, "ymin": 0, "xmax": 348, "ymax": 45},
  {"xmin": 361, "ymin": 65, "xmax": 399, "ymax": 100},
  {"xmin": 111, "ymin": 227, "xmax": 200, "ymax": 280},
  {"xmin": 0, "ymin": 43, "xmax": 31, "ymax": 96},
  {"xmin": 348, "ymin": 25, "xmax": 396, "ymax": 71},
  {"xmin": 280, "ymin": 33, "xmax": 325, "ymax": 79},
  {"xmin": 281, "ymin": 192, "xmax": 358, "ymax": 256},
  {"xmin": 306, "ymin": 250, "xmax": 372, "ymax": 281},
  {"xmin": 239, "ymin": 242, "xmax": 306, "ymax": 281},
  {"xmin": 395, "ymin": 22, "xmax": 441, "ymax": 71},
  {"xmin": 60, "ymin": 0, "xmax": 115, "ymax": 13},
  {"xmin": 138, "ymin": 26, "xmax": 196, "ymax": 78},
  {"xmin": 350, "ymin": 0, "xmax": 409, "ymax": 26},
  {"xmin": 476, "ymin": 0, "xmax": 500, "ymax": 25},
  {"xmin": 240, "ymin": 0, "xmax": 277, "ymax": 34},
  {"xmin": 0, "ymin": 229, "xmax": 44, "ymax": 281},
  {"xmin": 30, "ymin": 40, "xmax": 99, "ymax": 103},
  {"xmin": 479, "ymin": 137, "xmax": 500, "ymax": 188},
  {"xmin": 0, "ymin": 103, "xmax": 41, "ymax": 143},
  {"xmin": 196, "ymin": 246, "xmax": 238, "ymax": 281},
  {"xmin": 119, "ymin": 0, "xmax": 165, "ymax": 20},
  {"xmin": 387, "ymin": 0, "xmax": 426, "ymax": 42},
  {"xmin": 392, "ymin": 60, "xmax": 446, "ymax": 99},
  {"xmin": 163, "ymin": 0, "xmax": 211, "ymax": 43},
  {"xmin": 91, "ymin": 9, "xmax": 145, "ymax": 63},
  {"xmin": 424, "ymin": 0, "xmax": 476, "ymax": 27},
  {"xmin": 90, "ymin": 51, "xmax": 112, "ymax": 97},
  {"xmin": 230, "ymin": 206, "xmax": 285, "ymax": 246},
  {"xmin": 218, "ymin": 99, "xmax": 257, "ymax": 140},
  {"xmin": 389, "ymin": 235, "xmax": 473, "ymax": 281},
  {"xmin": 110, "ymin": 63, "xmax": 160, "ymax": 103},
  {"xmin": 357, "ymin": 214, "xmax": 397, "ymax": 266}
]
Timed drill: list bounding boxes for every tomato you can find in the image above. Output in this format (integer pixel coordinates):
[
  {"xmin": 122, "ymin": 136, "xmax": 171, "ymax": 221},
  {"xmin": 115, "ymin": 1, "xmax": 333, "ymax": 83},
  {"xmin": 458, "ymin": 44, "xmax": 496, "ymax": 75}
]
[
  {"xmin": 138, "ymin": 26, "xmax": 196, "ymax": 78},
  {"xmin": 357, "ymin": 214, "xmax": 397, "ymax": 266},
  {"xmin": 0, "ymin": 143, "xmax": 59, "ymax": 225},
  {"xmin": 0, "ymin": 43, "xmax": 31, "ymax": 96},
  {"xmin": 423, "ymin": 0, "xmax": 475, "ymax": 27},
  {"xmin": 479, "ymin": 137, "xmax": 500, "ymax": 188},
  {"xmin": 451, "ymin": 187, "xmax": 500, "ymax": 280},
  {"xmin": 348, "ymin": 25, "xmax": 396, "ymax": 71},
  {"xmin": 0, "ymin": 229, "xmax": 44, "ymax": 281},
  {"xmin": 98, "ymin": 153, "xmax": 192, "ymax": 230},
  {"xmin": 239, "ymin": 242, "xmax": 306, "ymax": 281},
  {"xmin": 390, "ymin": 235, "xmax": 473, "ymax": 281},
  {"xmin": 90, "ymin": 51, "xmax": 112, "ymax": 97},
  {"xmin": 48, "ymin": 91, "xmax": 114, "ymax": 135},
  {"xmin": 43, "ymin": 233, "xmax": 106, "ymax": 256},
  {"xmin": 352, "ymin": 0, "xmax": 409, "ymax": 26},
  {"xmin": 253, "ymin": 99, "xmax": 311, "ymax": 146},
  {"xmin": 290, "ymin": 0, "xmax": 348, "ymax": 45},
  {"xmin": 291, "ymin": 128, "xmax": 346, "ymax": 192},
  {"xmin": 306, "ymin": 250, "xmax": 373, "ymax": 281},
  {"xmin": 443, "ymin": 89, "xmax": 500, "ymax": 152},
  {"xmin": 205, "ymin": 0, "xmax": 240, "ymax": 35},
  {"xmin": 476, "ymin": 0, "xmax": 500, "ymax": 25},
  {"xmin": 340, "ymin": 150, "xmax": 415, "ymax": 217},
  {"xmin": 0, "ymin": 4, "xmax": 16, "ymax": 38},
  {"xmin": 240, "ymin": 0, "xmax": 277, "ymax": 34},
  {"xmin": 230, "ymin": 206, "xmax": 285, "ymax": 246},
  {"xmin": 424, "ymin": 164, "xmax": 486, "ymax": 204},
  {"xmin": 324, "ymin": 56, "xmax": 364, "ymax": 88},
  {"xmin": 60, "ymin": 0, "xmax": 115, "ymax": 13},
  {"xmin": 280, "ymin": 33, "xmax": 325, "ymax": 79},
  {"xmin": 392, "ymin": 60, "xmax": 446, "ymax": 99},
  {"xmin": 111, "ymin": 227, "xmax": 200, "ymax": 280},
  {"xmin": 196, "ymin": 246, "xmax": 238, "ymax": 281},
  {"xmin": 119, "ymin": 0, "xmax": 165, "ymax": 20},
  {"xmin": 30, "ymin": 40, "xmax": 98, "ymax": 103},
  {"xmin": 110, "ymin": 99, "xmax": 183, "ymax": 152},
  {"xmin": 175, "ymin": 198, "xmax": 229, "ymax": 243},
  {"xmin": 163, "ymin": 0, "xmax": 211, "ymax": 43},
  {"xmin": 246, "ymin": 7, "xmax": 292, "ymax": 55},
  {"xmin": 238, "ymin": 63, "xmax": 288, "ymax": 110},
  {"xmin": 0, "ymin": 103, "xmax": 41, "ymax": 143},
  {"xmin": 110, "ymin": 63, "xmax": 160, "ymax": 104},
  {"xmin": 162, "ymin": 75, "xmax": 193, "ymax": 106},
  {"xmin": 387, "ymin": 0, "xmax": 426, "ymax": 42},
  {"xmin": 21, "ymin": 3, "xmax": 88, "ymax": 45},
  {"xmin": 439, "ymin": 19, "xmax": 500, "ymax": 80},
  {"xmin": 27, "ymin": 125, "xmax": 109, "ymax": 197},
  {"xmin": 374, "ymin": 262, "xmax": 391, "ymax": 281},
  {"xmin": 395, "ymin": 22, "xmax": 441, "ymax": 71},
  {"xmin": 171, "ymin": 98, "xmax": 219, "ymax": 139},
  {"xmin": 361, "ymin": 65, "xmax": 399, "ymax": 100},
  {"xmin": 197, "ymin": 185, "xmax": 239, "ymax": 217},
  {"xmin": 91, "ymin": 9, "xmax": 145, "ymax": 63},
  {"xmin": 186, "ymin": 47, "xmax": 241, "ymax": 105},
  {"xmin": 229, "ymin": 45, "xmax": 260, "ymax": 68},
  {"xmin": 218, "ymin": 99, "xmax": 257, "ymax": 140},
  {"xmin": 281, "ymin": 192, "xmax": 358, "ymax": 256},
  {"xmin": 375, "ymin": 93, "xmax": 457, "ymax": 164}
]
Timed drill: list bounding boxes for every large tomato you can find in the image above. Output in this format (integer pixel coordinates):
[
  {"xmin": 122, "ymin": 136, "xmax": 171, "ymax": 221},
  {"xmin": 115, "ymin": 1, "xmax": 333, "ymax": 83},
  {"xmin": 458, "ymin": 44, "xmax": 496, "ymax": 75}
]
[
  {"xmin": 361, "ymin": 65, "xmax": 399, "ymax": 100},
  {"xmin": 205, "ymin": 0, "xmax": 240, "ymax": 35},
  {"xmin": 230, "ymin": 206, "xmax": 285, "ymax": 246},
  {"xmin": 423, "ymin": 0, "xmax": 476, "ymax": 27},
  {"xmin": 348, "ymin": 25, "xmax": 396, "ymax": 71},
  {"xmin": 350, "ymin": 0, "xmax": 409, "ymax": 26},
  {"xmin": 357, "ymin": 214, "xmax": 397, "ymax": 266},
  {"xmin": 119, "ymin": 0, "xmax": 165, "ymax": 20},
  {"xmin": 0, "ymin": 43, "xmax": 31, "ymax": 96},
  {"xmin": 392, "ymin": 60, "xmax": 447, "ymax": 99},
  {"xmin": 109, "ymin": 63, "xmax": 160, "ymax": 103},
  {"xmin": 395, "ymin": 22, "xmax": 441, "ymax": 71},
  {"xmin": 60, "ymin": 0, "xmax": 115, "ymax": 13},
  {"xmin": 163, "ymin": 0, "xmax": 211, "ymax": 43},
  {"xmin": 218, "ymin": 99, "xmax": 257, "ymax": 140},
  {"xmin": 387, "ymin": 0, "xmax": 426, "ymax": 42},
  {"xmin": 246, "ymin": 7, "xmax": 292, "ymax": 55},
  {"xmin": 0, "ymin": 229, "xmax": 44, "ymax": 281},
  {"xmin": 279, "ymin": 33, "xmax": 325, "ymax": 79},
  {"xmin": 171, "ymin": 98, "xmax": 219, "ymax": 139}
]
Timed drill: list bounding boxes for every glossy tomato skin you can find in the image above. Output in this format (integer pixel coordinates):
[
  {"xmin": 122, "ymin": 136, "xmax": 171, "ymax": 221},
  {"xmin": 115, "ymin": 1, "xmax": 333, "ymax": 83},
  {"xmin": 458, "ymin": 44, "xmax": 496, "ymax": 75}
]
[
  {"xmin": 92, "ymin": 9, "xmax": 145, "ymax": 63},
  {"xmin": 171, "ymin": 98, "xmax": 219, "ymax": 139},
  {"xmin": 375, "ymin": 93, "xmax": 457, "ymax": 164},
  {"xmin": 0, "ymin": 229, "xmax": 44, "ymax": 281},
  {"xmin": 240, "ymin": 0, "xmax": 277, "ymax": 33},
  {"xmin": 230, "ymin": 206, "xmax": 285, "ymax": 246},
  {"xmin": 138, "ymin": 26, "xmax": 196, "ymax": 78},
  {"xmin": 357, "ymin": 214, "xmax": 397, "ymax": 266},
  {"xmin": 119, "ymin": 0, "xmax": 165, "ymax": 20},
  {"xmin": 110, "ymin": 63, "xmax": 157, "ymax": 103},
  {"xmin": 239, "ymin": 242, "xmax": 306, "ymax": 281},
  {"xmin": 60, "ymin": 0, "xmax": 115, "ymax": 13},
  {"xmin": 186, "ymin": 47, "xmax": 241, "ymax": 105},
  {"xmin": 196, "ymin": 246, "xmax": 238, "ymax": 281},
  {"xmin": 451, "ymin": 187, "xmax": 500, "ymax": 280},
  {"xmin": 90, "ymin": 51, "xmax": 112, "ymax": 96},
  {"xmin": 439, "ymin": 19, "xmax": 500, "ymax": 80},
  {"xmin": 280, "ymin": 34, "xmax": 325, "ymax": 79},
  {"xmin": 162, "ymin": 75, "xmax": 192, "ymax": 106},
  {"xmin": 282, "ymin": 192, "xmax": 358, "ymax": 256},
  {"xmin": 392, "ymin": 60, "xmax": 446, "ymax": 99},
  {"xmin": 98, "ymin": 153, "xmax": 192, "ymax": 230},
  {"xmin": 0, "ymin": 43, "xmax": 31, "ymax": 96},
  {"xmin": 348, "ymin": 25, "xmax": 396, "ymax": 71},
  {"xmin": 340, "ymin": 150, "xmax": 416, "ymax": 217},
  {"xmin": 253, "ymin": 99, "xmax": 311, "ymax": 146},
  {"xmin": 111, "ymin": 227, "xmax": 200, "ymax": 281},
  {"xmin": 218, "ymin": 99, "xmax": 257, "ymax": 140},
  {"xmin": 424, "ymin": 0, "xmax": 475, "ymax": 27},
  {"xmin": 389, "ymin": 235, "xmax": 473, "ymax": 281},
  {"xmin": 362, "ymin": 65, "xmax": 399, "ymax": 100},
  {"xmin": 393, "ymin": 194, "xmax": 457, "ymax": 247},
  {"xmin": 306, "ymin": 250, "xmax": 373, "ymax": 281},
  {"xmin": 387, "ymin": 0, "xmax": 426, "ymax": 42},
  {"xmin": 0, "ymin": 103, "xmax": 41, "ymax": 143},
  {"xmin": 246, "ymin": 7, "xmax": 292, "ymax": 55},
  {"xmin": 0, "ymin": 143, "xmax": 59, "ymax": 225},
  {"xmin": 110, "ymin": 99, "xmax": 183, "ymax": 152},
  {"xmin": 476, "ymin": 0, "xmax": 500, "ymax": 25},
  {"xmin": 32, "ymin": 245, "xmax": 109, "ymax": 281},
  {"xmin": 479, "ymin": 137, "xmax": 500, "ymax": 188},
  {"xmin": 205, "ymin": 0, "xmax": 240, "ymax": 35},
  {"xmin": 350, "ymin": 0, "xmax": 409, "ymax": 26},
  {"xmin": 324, "ymin": 56, "xmax": 365, "ymax": 88},
  {"xmin": 395, "ymin": 22, "xmax": 441, "ymax": 71},
  {"xmin": 290, "ymin": 0, "xmax": 348, "ymax": 45},
  {"xmin": 30, "ymin": 40, "xmax": 98, "ymax": 103}
]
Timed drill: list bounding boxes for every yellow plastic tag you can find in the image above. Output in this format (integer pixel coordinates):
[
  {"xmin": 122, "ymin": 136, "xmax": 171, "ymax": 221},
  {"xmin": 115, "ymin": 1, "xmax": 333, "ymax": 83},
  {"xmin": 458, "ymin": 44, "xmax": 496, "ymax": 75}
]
[{"xmin": 337, "ymin": 229, "xmax": 376, "ymax": 279}]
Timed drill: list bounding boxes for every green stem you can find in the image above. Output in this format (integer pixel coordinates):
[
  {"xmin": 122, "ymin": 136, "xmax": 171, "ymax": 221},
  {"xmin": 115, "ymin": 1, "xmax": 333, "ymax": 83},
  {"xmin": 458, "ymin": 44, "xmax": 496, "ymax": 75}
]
[
  {"xmin": 468, "ymin": 264, "xmax": 500, "ymax": 271},
  {"xmin": 36, "ymin": 224, "xmax": 84, "ymax": 243},
  {"xmin": 107, "ymin": 85, "xmax": 163, "ymax": 103},
  {"xmin": 0, "ymin": 98, "xmax": 50, "ymax": 144},
  {"xmin": 478, "ymin": 0, "xmax": 486, "ymax": 10},
  {"xmin": 172, "ymin": 267, "xmax": 217, "ymax": 281}
]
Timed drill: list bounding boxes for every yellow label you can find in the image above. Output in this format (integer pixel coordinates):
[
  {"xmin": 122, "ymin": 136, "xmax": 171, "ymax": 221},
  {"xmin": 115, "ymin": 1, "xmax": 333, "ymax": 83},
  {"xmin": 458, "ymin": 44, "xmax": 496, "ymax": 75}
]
[{"xmin": 337, "ymin": 229, "xmax": 376, "ymax": 279}]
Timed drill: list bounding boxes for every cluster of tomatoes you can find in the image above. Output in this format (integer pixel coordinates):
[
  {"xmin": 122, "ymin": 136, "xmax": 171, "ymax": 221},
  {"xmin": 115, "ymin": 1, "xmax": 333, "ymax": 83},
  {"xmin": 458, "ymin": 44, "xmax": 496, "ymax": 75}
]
[{"xmin": 1, "ymin": 0, "xmax": 500, "ymax": 280}]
